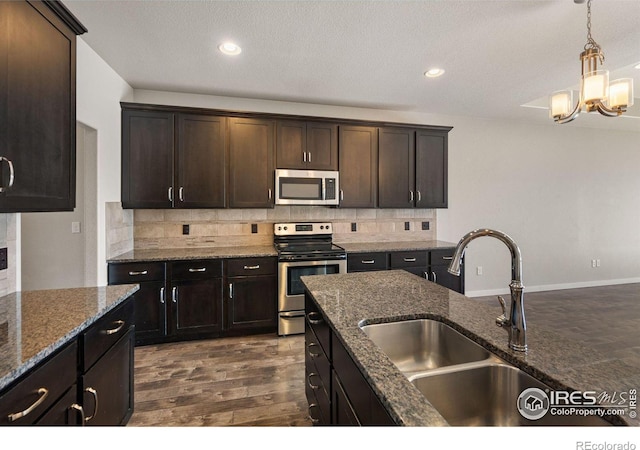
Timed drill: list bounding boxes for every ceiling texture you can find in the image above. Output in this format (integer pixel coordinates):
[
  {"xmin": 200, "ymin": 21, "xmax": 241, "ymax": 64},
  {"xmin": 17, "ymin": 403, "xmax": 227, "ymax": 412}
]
[{"xmin": 65, "ymin": 0, "xmax": 640, "ymax": 131}]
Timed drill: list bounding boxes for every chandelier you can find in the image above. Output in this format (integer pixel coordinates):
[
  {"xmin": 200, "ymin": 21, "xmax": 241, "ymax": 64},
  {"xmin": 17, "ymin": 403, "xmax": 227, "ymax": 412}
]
[{"xmin": 550, "ymin": 0, "xmax": 634, "ymax": 124}]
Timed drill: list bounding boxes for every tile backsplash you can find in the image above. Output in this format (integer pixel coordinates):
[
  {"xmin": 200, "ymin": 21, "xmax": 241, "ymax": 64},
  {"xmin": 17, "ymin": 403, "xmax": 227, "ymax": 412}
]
[{"xmin": 131, "ymin": 206, "xmax": 437, "ymax": 250}]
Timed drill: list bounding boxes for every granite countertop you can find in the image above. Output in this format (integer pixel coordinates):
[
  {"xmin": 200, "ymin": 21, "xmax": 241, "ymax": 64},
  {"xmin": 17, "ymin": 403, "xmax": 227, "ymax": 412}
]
[
  {"xmin": 301, "ymin": 270, "xmax": 639, "ymax": 426},
  {"xmin": 336, "ymin": 240, "xmax": 458, "ymax": 253},
  {"xmin": 0, "ymin": 285, "xmax": 139, "ymax": 392},
  {"xmin": 107, "ymin": 245, "xmax": 278, "ymax": 263}
]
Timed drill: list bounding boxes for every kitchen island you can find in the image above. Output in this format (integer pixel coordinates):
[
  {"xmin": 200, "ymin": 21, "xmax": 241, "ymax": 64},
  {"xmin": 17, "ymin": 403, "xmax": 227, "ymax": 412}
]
[
  {"xmin": 0, "ymin": 285, "xmax": 139, "ymax": 425},
  {"xmin": 301, "ymin": 270, "xmax": 639, "ymax": 426}
]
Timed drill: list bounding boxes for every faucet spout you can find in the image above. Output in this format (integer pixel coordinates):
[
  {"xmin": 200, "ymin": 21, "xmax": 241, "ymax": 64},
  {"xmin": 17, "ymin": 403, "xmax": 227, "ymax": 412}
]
[{"xmin": 447, "ymin": 229, "xmax": 528, "ymax": 352}]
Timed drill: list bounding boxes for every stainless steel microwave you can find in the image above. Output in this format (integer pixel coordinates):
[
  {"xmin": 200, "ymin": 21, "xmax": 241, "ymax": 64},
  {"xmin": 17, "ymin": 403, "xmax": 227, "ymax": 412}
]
[{"xmin": 275, "ymin": 169, "xmax": 339, "ymax": 206}]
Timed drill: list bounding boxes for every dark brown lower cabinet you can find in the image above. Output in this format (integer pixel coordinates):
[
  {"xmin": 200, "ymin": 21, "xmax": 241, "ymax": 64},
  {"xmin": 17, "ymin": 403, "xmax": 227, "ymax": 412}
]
[
  {"xmin": 36, "ymin": 386, "xmax": 83, "ymax": 425},
  {"xmin": 81, "ymin": 329, "xmax": 134, "ymax": 426},
  {"xmin": 171, "ymin": 278, "xmax": 223, "ymax": 338},
  {"xmin": 305, "ymin": 292, "xmax": 396, "ymax": 426},
  {"xmin": 226, "ymin": 275, "xmax": 277, "ymax": 332}
]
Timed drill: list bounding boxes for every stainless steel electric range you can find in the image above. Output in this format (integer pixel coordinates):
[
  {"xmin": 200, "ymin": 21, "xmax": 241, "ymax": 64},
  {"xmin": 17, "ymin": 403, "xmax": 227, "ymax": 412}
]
[{"xmin": 274, "ymin": 222, "xmax": 347, "ymax": 336}]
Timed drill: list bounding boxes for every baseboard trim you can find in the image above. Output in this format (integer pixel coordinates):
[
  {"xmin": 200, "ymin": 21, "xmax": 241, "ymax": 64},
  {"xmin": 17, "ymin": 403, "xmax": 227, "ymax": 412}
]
[{"xmin": 466, "ymin": 277, "xmax": 640, "ymax": 298}]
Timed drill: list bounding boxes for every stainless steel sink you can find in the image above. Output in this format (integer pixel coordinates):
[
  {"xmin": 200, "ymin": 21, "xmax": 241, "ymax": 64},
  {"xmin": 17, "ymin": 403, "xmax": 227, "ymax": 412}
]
[
  {"xmin": 360, "ymin": 319, "xmax": 494, "ymax": 376},
  {"xmin": 410, "ymin": 363, "xmax": 612, "ymax": 426}
]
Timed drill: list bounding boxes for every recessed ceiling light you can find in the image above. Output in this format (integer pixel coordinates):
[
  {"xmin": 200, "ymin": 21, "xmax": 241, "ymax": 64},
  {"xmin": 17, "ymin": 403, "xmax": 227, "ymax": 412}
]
[
  {"xmin": 218, "ymin": 42, "xmax": 242, "ymax": 56},
  {"xmin": 424, "ymin": 68, "xmax": 445, "ymax": 78}
]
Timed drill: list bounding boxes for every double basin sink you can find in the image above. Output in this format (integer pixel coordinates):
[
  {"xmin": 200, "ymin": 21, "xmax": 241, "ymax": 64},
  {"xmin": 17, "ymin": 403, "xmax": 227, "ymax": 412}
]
[{"xmin": 360, "ymin": 319, "xmax": 612, "ymax": 426}]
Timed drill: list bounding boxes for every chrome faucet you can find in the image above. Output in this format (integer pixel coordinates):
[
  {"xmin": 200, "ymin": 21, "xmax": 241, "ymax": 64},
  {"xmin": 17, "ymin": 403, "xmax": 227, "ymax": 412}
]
[{"xmin": 447, "ymin": 229, "xmax": 528, "ymax": 352}]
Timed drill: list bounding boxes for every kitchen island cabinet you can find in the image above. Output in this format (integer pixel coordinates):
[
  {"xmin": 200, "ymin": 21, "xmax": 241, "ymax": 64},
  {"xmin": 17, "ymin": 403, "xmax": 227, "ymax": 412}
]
[
  {"xmin": 301, "ymin": 270, "xmax": 636, "ymax": 426},
  {"xmin": 0, "ymin": 285, "xmax": 138, "ymax": 426}
]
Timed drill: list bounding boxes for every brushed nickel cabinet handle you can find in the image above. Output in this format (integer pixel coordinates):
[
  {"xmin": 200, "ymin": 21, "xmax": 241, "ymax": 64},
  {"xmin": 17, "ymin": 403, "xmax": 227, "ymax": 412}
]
[
  {"xmin": 307, "ymin": 342, "xmax": 321, "ymax": 358},
  {"xmin": 340, "ymin": 189, "xmax": 344, "ymax": 201},
  {"xmin": 84, "ymin": 387, "xmax": 98, "ymax": 422},
  {"xmin": 307, "ymin": 312, "xmax": 323, "ymax": 325},
  {"xmin": 160, "ymin": 287, "xmax": 165, "ymax": 304},
  {"xmin": 308, "ymin": 404, "xmax": 320, "ymax": 424},
  {"xmin": 168, "ymin": 186, "xmax": 173, "ymax": 202},
  {"xmin": 7, "ymin": 388, "xmax": 48, "ymax": 422},
  {"xmin": 104, "ymin": 320, "xmax": 125, "ymax": 335},
  {"xmin": 128, "ymin": 270, "xmax": 148, "ymax": 276},
  {"xmin": 432, "ymin": 271, "xmax": 437, "ymax": 283},
  {"xmin": 409, "ymin": 190, "xmax": 414, "ymax": 203},
  {"xmin": 442, "ymin": 256, "xmax": 453, "ymax": 261},
  {"xmin": 303, "ymin": 152, "xmax": 307, "ymax": 162},
  {"xmin": 308, "ymin": 152, "xmax": 311, "ymax": 162},
  {"xmin": 243, "ymin": 264, "xmax": 260, "ymax": 270},
  {"xmin": 423, "ymin": 272, "xmax": 429, "ymax": 280},
  {"xmin": 307, "ymin": 373, "xmax": 320, "ymax": 390},
  {"xmin": 229, "ymin": 283, "xmax": 233, "ymax": 299},
  {"xmin": 403, "ymin": 257, "xmax": 416, "ymax": 262},
  {"xmin": 179, "ymin": 186, "xmax": 184, "ymax": 202},
  {"xmin": 0, "ymin": 157, "xmax": 15, "ymax": 193},
  {"xmin": 70, "ymin": 403, "xmax": 86, "ymax": 426},
  {"xmin": 417, "ymin": 190, "xmax": 421, "ymax": 202},
  {"xmin": 172, "ymin": 286, "xmax": 177, "ymax": 303},
  {"xmin": 188, "ymin": 267, "xmax": 206, "ymax": 272},
  {"xmin": 361, "ymin": 260, "xmax": 375, "ymax": 264}
]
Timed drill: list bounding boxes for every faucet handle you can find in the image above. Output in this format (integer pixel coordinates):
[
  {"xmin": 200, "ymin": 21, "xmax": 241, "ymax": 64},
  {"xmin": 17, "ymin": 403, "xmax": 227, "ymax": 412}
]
[{"xmin": 495, "ymin": 295, "xmax": 508, "ymax": 327}]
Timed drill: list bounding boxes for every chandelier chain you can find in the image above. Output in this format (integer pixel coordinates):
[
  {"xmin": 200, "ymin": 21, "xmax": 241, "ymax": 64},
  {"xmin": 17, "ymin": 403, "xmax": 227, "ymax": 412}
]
[{"xmin": 584, "ymin": 0, "xmax": 604, "ymax": 62}]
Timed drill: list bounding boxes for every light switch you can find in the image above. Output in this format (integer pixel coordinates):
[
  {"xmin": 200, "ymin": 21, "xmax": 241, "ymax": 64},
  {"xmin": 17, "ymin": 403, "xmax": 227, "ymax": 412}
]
[{"xmin": 71, "ymin": 221, "xmax": 81, "ymax": 234}]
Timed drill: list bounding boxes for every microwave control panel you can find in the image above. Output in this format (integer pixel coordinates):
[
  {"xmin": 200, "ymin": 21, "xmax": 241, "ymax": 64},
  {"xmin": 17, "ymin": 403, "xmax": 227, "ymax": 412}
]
[{"xmin": 325, "ymin": 178, "xmax": 336, "ymax": 200}]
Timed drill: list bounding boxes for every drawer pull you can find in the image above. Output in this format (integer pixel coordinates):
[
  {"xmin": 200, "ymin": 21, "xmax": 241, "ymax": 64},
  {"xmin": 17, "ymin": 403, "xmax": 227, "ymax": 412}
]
[
  {"xmin": 361, "ymin": 260, "xmax": 375, "ymax": 264},
  {"xmin": 308, "ymin": 404, "xmax": 320, "ymax": 424},
  {"xmin": 188, "ymin": 267, "xmax": 206, "ymax": 273},
  {"xmin": 160, "ymin": 287, "xmax": 165, "ymax": 304},
  {"xmin": 307, "ymin": 373, "xmax": 320, "ymax": 390},
  {"xmin": 307, "ymin": 342, "xmax": 321, "ymax": 358},
  {"xmin": 128, "ymin": 270, "xmax": 148, "ymax": 276},
  {"xmin": 84, "ymin": 387, "xmax": 98, "ymax": 422},
  {"xmin": 104, "ymin": 320, "xmax": 125, "ymax": 335},
  {"xmin": 243, "ymin": 264, "xmax": 260, "ymax": 270},
  {"xmin": 70, "ymin": 403, "xmax": 86, "ymax": 426},
  {"xmin": 442, "ymin": 256, "xmax": 453, "ymax": 261},
  {"xmin": 7, "ymin": 387, "xmax": 49, "ymax": 422},
  {"xmin": 172, "ymin": 287, "xmax": 178, "ymax": 303},
  {"xmin": 307, "ymin": 312, "xmax": 323, "ymax": 325},
  {"xmin": 403, "ymin": 257, "xmax": 417, "ymax": 262},
  {"xmin": 432, "ymin": 271, "xmax": 437, "ymax": 283}
]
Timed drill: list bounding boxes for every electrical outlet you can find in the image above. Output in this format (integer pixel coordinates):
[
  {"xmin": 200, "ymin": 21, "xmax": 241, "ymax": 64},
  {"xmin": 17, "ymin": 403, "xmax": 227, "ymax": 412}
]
[
  {"xmin": 476, "ymin": 266, "xmax": 483, "ymax": 276},
  {"xmin": 71, "ymin": 221, "xmax": 81, "ymax": 234},
  {"xmin": 351, "ymin": 223, "xmax": 357, "ymax": 232},
  {"xmin": 421, "ymin": 221, "xmax": 430, "ymax": 230},
  {"xmin": 182, "ymin": 224, "xmax": 190, "ymax": 235},
  {"xmin": 591, "ymin": 259, "xmax": 597, "ymax": 268},
  {"xmin": 596, "ymin": 259, "xmax": 601, "ymax": 267},
  {"xmin": 0, "ymin": 248, "xmax": 7, "ymax": 270},
  {"xmin": 404, "ymin": 221, "xmax": 410, "ymax": 231},
  {"xmin": 251, "ymin": 223, "xmax": 258, "ymax": 234}
]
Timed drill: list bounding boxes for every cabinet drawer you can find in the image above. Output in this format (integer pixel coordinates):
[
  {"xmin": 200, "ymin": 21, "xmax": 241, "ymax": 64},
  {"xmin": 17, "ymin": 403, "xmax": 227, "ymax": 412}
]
[
  {"xmin": 389, "ymin": 251, "xmax": 427, "ymax": 268},
  {"xmin": 305, "ymin": 295, "xmax": 331, "ymax": 358},
  {"xmin": 347, "ymin": 253, "xmax": 388, "ymax": 272},
  {"xmin": 82, "ymin": 298, "xmax": 134, "ymax": 372},
  {"xmin": 226, "ymin": 257, "xmax": 276, "ymax": 277},
  {"xmin": 108, "ymin": 262, "xmax": 165, "ymax": 284},
  {"xmin": 305, "ymin": 326, "xmax": 330, "ymax": 394},
  {"xmin": 171, "ymin": 259, "xmax": 223, "ymax": 280},
  {"xmin": 429, "ymin": 249, "xmax": 456, "ymax": 267},
  {"xmin": 0, "ymin": 340, "xmax": 77, "ymax": 425}
]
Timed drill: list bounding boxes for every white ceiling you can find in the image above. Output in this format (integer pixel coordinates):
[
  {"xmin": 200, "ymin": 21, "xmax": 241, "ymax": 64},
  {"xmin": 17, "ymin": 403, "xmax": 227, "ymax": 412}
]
[{"xmin": 65, "ymin": 0, "xmax": 640, "ymax": 131}]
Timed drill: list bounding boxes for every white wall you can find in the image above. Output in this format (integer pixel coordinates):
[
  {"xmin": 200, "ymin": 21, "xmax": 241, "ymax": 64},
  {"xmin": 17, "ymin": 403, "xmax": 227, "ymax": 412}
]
[
  {"xmin": 135, "ymin": 89, "xmax": 640, "ymax": 296},
  {"xmin": 76, "ymin": 38, "xmax": 133, "ymax": 286}
]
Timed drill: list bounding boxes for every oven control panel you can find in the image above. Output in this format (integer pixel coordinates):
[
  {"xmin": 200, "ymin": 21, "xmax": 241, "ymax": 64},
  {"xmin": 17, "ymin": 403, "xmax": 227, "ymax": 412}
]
[{"xmin": 274, "ymin": 222, "xmax": 332, "ymax": 236}]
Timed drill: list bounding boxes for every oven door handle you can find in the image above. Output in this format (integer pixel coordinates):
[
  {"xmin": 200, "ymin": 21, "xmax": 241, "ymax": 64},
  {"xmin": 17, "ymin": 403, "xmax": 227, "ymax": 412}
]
[{"xmin": 280, "ymin": 311, "xmax": 306, "ymax": 318}]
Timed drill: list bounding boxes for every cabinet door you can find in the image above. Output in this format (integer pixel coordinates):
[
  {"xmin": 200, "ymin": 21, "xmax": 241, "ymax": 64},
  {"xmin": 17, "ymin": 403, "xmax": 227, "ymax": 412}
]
[
  {"xmin": 416, "ymin": 131, "xmax": 448, "ymax": 208},
  {"xmin": 122, "ymin": 110, "xmax": 174, "ymax": 208},
  {"xmin": 276, "ymin": 120, "xmax": 307, "ymax": 169},
  {"xmin": 176, "ymin": 114, "xmax": 226, "ymax": 208},
  {"xmin": 170, "ymin": 279, "xmax": 224, "ymax": 338},
  {"xmin": 378, "ymin": 127, "xmax": 415, "ymax": 208},
  {"xmin": 132, "ymin": 281, "xmax": 168, "ymax": 345},
  {"xmin": 430, "ymin": 265, "xmax": 464, "ymax": 294},
  {"xmin": 306, "ymin": 122, "xmax": 338, "ymax": 170},
  {"xmin": 331, "ymin": 370, "xmax": 360, "ymax": 426},
  {"xmin": 227, "ymin": 275, "xmax": 277, "ymax": 331},
  {"xmin": 0, "ymin": 1, "xmax": 78, "ymax": 212},
  {"xmin": 35, "ymin": 385, "xmax": 82, "ymax": 425},
  {"xmin": 228, "ymin": 117, "xmax": 275, "ymax": 208},
  {"xmin": 338, "ymin": 126, "xmax": 377, "ymax": 208},
  {"xmin": 82, "ymin": 329, "xmax": 134, "ymax": 426}
]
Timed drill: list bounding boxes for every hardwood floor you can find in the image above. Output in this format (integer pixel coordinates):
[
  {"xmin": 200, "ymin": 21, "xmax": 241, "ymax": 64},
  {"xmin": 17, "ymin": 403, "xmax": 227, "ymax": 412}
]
[
  {"xmin": 128, "ymin": 333, "xmax": 312, "ymax": 427},
  {"xmin": 127, "ymin": 283, "xmax": 640, "ymax": 427}
]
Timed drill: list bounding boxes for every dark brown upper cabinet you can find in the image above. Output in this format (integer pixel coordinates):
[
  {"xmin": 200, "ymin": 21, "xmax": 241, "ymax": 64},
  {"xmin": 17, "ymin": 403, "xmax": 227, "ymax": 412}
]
[
  {"xmin": 276, "ymin": 120, "xmax": 338, "ymax": 170},
  {"xmin": 0, "ymin": 0, "xmax": 86, "ymax": 212},
  {"xmin": 228, "ymin": 117, "xmax": 275, "ymax": 208},
  {"xmin": 338, "ymin": 126, "xmax": 378, "ymax": 208},
  {"xmin": 121, "ymin": 109, "xmax": 227, "ymax": 209},
  {"xmin": 378, "ymin": 127, "xmax": 449, "ymax": 208}
]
